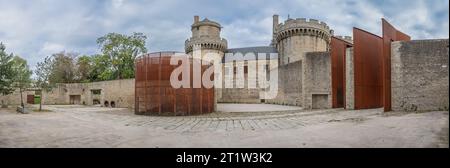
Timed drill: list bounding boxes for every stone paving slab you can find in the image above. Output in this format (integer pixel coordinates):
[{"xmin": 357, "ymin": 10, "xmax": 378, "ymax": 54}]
[
  {"xmin": 0, "ymin": 105, "xmax": 448, "ymax": 148},
  {"xmin": 217, "ymin": 103, "xmax": 303, "ymax": 112}
]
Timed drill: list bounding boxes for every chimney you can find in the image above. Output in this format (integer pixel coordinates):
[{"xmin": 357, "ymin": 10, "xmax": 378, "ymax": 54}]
[
  {"xmin": 273, "ymin": 14, "xmax": 279, "ymax": 32},
  {"xmin": 272, "ymin": 14, "xmax": 279, "ymax": 44},
  {"xmin": 194, "ymin": 16, "xmax": 199, "ymax": 23}
]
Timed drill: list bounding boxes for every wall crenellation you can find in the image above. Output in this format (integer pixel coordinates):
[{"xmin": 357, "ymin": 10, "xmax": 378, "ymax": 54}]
[
  {"xmin": 185, "ymin": 37, "xmax": 228, "ymax": 53},
  {"xmin": 185, "ymin": 16, "xmax": 228, "ymax": 54},
  {"xmin": 275, "ymin": 18, "xmax": 333, "ymax": 44},
  {"xmin": 278, "ymin": 18, "xmax": 331, "ymax": 31}
]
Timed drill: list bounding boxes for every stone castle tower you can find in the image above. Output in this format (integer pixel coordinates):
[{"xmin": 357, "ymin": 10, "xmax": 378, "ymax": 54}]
[
  {"xmin": 185, "ymin": 16, "xmax": 228, "ymax": 110},
  {"xmin": 272, "ymin": 15, "xmax": 333, "ymax": 65},
  {"xmin": 185, "ymin": 16, "xmax": 228, "ymax": 60}
]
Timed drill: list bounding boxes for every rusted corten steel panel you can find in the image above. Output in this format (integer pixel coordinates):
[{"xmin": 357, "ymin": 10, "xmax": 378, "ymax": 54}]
[
  {"xmin": 331, "ymin": 37, "xmax": 353, "ymax": 108},
  {"xmin": 135, "ymin": 52, "xmax": 214, "ymax": 116},
  {"xmin": 382, "ymin": 19, "xmax": 411, "ymax": 112},
  {"xmin": 353, "ymin": 28, "xmax": 384, "ymax": 109}
]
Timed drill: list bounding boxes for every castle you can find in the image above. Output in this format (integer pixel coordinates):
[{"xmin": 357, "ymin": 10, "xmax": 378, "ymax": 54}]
[{"xmin": 184, "ymin": 15, "xmax": 337, "ymax": 109}]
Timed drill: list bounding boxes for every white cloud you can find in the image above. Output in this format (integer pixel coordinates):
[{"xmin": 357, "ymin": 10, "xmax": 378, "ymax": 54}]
[
  {"xmin": 39, "ymin": 42, "xmax": 65, "ymax": 56},
  {"xmin": 222, "ymin": 16, "xmax": 273, "ymax": 48},
  {"xmin": 0, "ymin": 0, "xmax": 448, "ymax": 72},
  {"xmin": 113, "ymin": 0, "xmax": 125, "ymax": 8}
]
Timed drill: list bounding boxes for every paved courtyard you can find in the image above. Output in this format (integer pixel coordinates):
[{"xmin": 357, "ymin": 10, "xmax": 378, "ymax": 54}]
[{"xmin": 0, "ymin": 104, "xmax": 448, "ymax": 148}]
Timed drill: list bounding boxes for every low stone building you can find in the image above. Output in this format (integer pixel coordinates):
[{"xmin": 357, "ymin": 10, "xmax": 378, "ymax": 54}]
[{"xmin": 1, "ymin": 79, "xmax": 135, "ymax": 108}]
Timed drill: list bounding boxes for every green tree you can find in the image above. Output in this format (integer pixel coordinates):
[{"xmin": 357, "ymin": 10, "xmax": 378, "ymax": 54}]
[
  {"xmin": 49, "ymin": 52, "xmax": 78, "ymax": 83},
  {"xmin": 35, "ymin": 56, "xmax": 54, "ymax": 111},
  {"xmin": 11, "ymin": 56, "xmax": 32, "ymax": 108},
  {"xmin": 76, "ymin": 55, "xmax": 92, "ymax": 82},
  {"xmin": 0, "ymin": 43, "xmax": 15, "ymax": 97},
  {"xmin": 96, "ymin": 32, "xmax": 147, "ymax": 80},
  {"xmin": 90, "ymin": 54, "xmax": 114, "ymax": 81}
]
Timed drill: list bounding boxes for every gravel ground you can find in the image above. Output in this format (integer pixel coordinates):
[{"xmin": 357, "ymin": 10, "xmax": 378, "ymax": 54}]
[{"xmin": 0, "ymin": 105, "xmax": 448, "ymax": 148}]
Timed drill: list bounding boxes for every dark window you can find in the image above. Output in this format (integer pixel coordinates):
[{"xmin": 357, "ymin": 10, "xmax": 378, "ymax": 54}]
[
  {"xmin": 93, "ymin": 99, "xmax": 100, "ymax": 105},
  {"xmin": 91, "ymin": 89, "xmax": 101, "ymax": 95}
]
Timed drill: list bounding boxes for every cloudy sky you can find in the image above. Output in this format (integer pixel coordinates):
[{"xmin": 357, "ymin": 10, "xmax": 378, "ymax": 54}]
[{"xmin": 0, "ymin": 0, "xmax": 448, "ymax": 70}]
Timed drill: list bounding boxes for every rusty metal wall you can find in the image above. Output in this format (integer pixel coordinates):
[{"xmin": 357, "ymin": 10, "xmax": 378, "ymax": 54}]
[
  {"xmin": 331, "ymin": 37, "xmax": 353, "ymax": 108},
  {"xmin": 353, "ymin": 28, "xmax": 384, "ymax": 109},
  {"xmin": 135, "ymin": 52, "xmax": 214, "ymax": 116},
  {"xmin": 382, "ymin": 19, "xmax": 411, "ymax": 112}
]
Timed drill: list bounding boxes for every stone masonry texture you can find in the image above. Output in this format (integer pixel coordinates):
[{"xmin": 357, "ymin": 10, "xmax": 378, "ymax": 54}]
[
  {"xmin": 303, "ymin": 52, "xmax": 332, "ymax": 109},
  {"xmin": 391, "ymin": 39, "xmax": 449, "ymax": 111},
  {"xmin": 345, "ymin": 47, "xmax": 354, "ymax": 109}
]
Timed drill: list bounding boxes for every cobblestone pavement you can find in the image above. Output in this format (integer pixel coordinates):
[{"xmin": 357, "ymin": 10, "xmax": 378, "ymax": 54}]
[{"xmin": 0, "ymin": 105, "xmax": 448, "ymax": 148}]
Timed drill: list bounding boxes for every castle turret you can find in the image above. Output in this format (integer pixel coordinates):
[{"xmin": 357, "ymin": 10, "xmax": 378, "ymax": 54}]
[
  {"xmin": 273, "ymin": 16, "xmax": 333, "ymax": 65},
  {"xmin": 185, "ymin": 16, "xmax": 228, "ymax": 55},
  {"xmin": 185, "ymin": 16, "xmax": 228, "ymax": 112}
]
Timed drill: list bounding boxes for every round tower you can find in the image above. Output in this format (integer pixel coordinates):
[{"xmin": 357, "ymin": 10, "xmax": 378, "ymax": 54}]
[
  {"xmin": 185, "ymin": 16, "xmax": 228, "ymax": 60},
  {"xmin": 273, "ymin": 16, "xmax": 333, "ymax": 65},
  {"xmin": 185, "ymin": 16, "xmax": 228, "ymax": 111}
]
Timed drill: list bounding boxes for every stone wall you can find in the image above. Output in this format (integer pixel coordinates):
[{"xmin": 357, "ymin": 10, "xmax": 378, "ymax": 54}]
[
  {"xmin": 85, "ymin": 79, "xmax": 135, "ymax": 108},
  {"xmin": 302, "ymin": 52, "xmax": 332, "ymax": 109},
  {"xmin": 0, "ymin": 79, "xmax": 135, "ymax": 109},
  {"xmin": 277, "ymin": 35, "xmax": 329, "ymax": 65},
  {"xmin": 391, "ymin": 39, "xmax": 449, "ymax": 111},
  {"xmin": 220, "ymin": 59, "xmax": 260, "ymax": 103},
  {"xmin": 219, "ymin": 54, "xmax": 278, "ymax": 104},
  {"xmin": 266, "ymin": 60, "xmax": 302, "ymax": 106},
  {"xmin": 220, "ymin": 89, "xmax": 261, "ymax": 103},
  {"xmin": 345, "ymin": 47, "xmax": 354, "ymax": 109},
  {"xmin": 0, "ymin": 90, "xmax": 38, "ymax": 106}
]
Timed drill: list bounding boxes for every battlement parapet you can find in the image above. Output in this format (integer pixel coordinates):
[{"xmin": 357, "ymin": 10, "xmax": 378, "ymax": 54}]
[
  {"xmin": 278, "ymin": 18, "xmax": 331, "ymax": 31},
  {"xmin": 185, "ymin": 37, "xmax": 228, "ymax": 53},
  {"xmin": 275, "ymin": 18, "xmax": 333, "ymax": 43}
]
